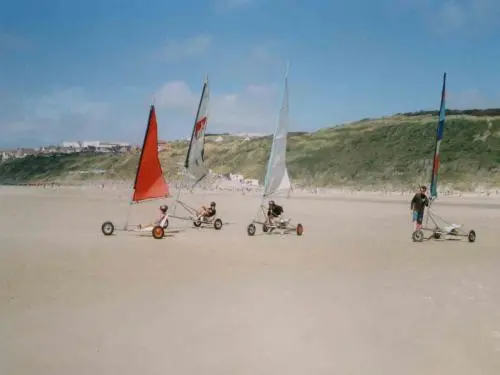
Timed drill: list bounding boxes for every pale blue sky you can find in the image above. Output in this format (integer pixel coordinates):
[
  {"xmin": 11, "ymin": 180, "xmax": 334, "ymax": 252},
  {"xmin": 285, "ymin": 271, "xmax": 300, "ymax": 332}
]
[{"xmin": 1, "ymin": 0, "xmax": 499, "ymax": 148}]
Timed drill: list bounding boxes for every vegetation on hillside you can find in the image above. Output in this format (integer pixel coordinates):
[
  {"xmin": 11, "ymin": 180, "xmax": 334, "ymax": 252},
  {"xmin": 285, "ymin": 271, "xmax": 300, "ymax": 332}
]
[{"xmin": 1, "ymin": 112, "xmax": 500, "ymax": 190}]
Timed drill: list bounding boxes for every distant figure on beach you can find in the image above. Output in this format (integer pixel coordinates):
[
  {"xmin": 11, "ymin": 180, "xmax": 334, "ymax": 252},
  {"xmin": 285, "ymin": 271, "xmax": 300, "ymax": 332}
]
[
  {"xmin": 197, "ymin": 201, "xmax": 216, "ymax": 220},
  {"xmin": 410, "ymin": 185, "xmax": 429, "ymax": 230},
  {"xmin": 137, "ymin": 205, "xmax": 168, "ymax": 230},
  {"xmin": 267, "ymin": 200, "xmax": 284, "ymax": 227}
]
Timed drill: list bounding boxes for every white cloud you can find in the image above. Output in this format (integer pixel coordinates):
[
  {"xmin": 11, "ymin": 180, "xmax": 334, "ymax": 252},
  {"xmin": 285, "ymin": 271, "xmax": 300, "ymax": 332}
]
[
  {"xmin": 155, "ymin": 80, "xmax": 281, "ymax": 133},
  {"xmin": 33, "ymin": 87, "xmax": 108, "ymax": 121},
  {"xmin": 447, "ymin": 89, "xmax": 499, "ymax": 109},
  {"xmin": 250, "ymin": 41, "xmax": 282, "ymax": 66},
  {"xmin": 155, "ymin": 81, "xmax": 199, "ymax": 110},
  {"xmin": 161, "ymin": 34, "xmax": 212, "ymax": 61},
  {"xmin": 438, "ymin": 1, "xmax": 465, "ymax": 30},
  {"xmin": 0, "ymin": 87, "xmax": 111, "ymax": 147},
  {"xmin": 388, "ymin": 0, "xmax": 500, "ymax": 34}
]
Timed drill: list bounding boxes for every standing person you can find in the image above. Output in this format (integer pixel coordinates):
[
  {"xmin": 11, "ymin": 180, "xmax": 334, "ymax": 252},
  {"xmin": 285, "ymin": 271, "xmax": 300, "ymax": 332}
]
[{"xmin": 411, "ymin": 185, "xmax": 430, "ymax": 230}]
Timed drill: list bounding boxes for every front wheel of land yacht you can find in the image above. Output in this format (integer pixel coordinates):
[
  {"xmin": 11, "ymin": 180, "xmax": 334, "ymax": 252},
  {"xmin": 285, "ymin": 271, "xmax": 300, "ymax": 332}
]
[
  {"xmin": 152, "ymin": 225, "xmax": 164, "ymax": 239},
  {"xmin": 296, "ymin": 223, "xmax": 304, "ymax": 236},
  {"xmin": 433, "ymin": 232, "xmax": 441, "ymax": 240},
  {"xmin": 101, "ymin": 221, "xmax": 115, "ymax": 236},
  {"xmin": 412, "ymin": 230, "xmax": 424, "ymax": 242},
  {"xmin": 193, "ymin": 219, "xmax": 202, "ymax": 228},
  {"xmin": 468, "ymin": 230, "xmax": 476, "ymax": 243},
  {"xmin": 247, "ymin": 223, "xmax": 256, "ymax": 236},
  {"xmin": 214, "ymin": 218, "xmax": 223, "ymax": 230},
  {"xmin": 262, "ymin": 223, "xmax": 269, "ymax": 233}
]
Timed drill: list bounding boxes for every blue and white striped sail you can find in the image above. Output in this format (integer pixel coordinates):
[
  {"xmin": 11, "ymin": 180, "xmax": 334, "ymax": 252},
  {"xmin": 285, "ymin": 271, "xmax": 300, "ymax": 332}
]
[
  {"xmin": 429, "ymin": 72, "xmax": 446, "ymax": 201},
  {"xmin": 263, "ymin": 66, "xmax": 291, "ymax": 198}
]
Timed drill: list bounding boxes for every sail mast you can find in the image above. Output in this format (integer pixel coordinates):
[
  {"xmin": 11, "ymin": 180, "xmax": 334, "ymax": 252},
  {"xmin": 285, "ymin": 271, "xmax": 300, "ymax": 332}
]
[
  {"xmin": 429, "ymin": 72, "xmax": 446, "ymax": 202},
  {"xmin": 133, "ymin": 105, "xmax": 155, "ymax": 192}
]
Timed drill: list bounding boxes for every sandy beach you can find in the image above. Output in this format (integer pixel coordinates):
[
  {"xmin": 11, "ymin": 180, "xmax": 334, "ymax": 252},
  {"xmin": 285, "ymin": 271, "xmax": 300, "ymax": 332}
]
[{"xmin": 1, "ymin": 185, "xmax": 499, "ymax": 374}]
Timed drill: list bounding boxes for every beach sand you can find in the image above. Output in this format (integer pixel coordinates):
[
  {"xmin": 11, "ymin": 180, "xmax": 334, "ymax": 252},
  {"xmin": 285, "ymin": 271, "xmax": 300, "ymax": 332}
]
[{"xmin": 1, "ymin": 186, "xmax": 499, "ymax": 374}]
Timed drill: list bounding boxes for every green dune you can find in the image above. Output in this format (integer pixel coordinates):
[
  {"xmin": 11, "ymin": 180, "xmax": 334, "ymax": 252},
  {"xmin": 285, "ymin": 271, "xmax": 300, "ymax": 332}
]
[{"xmin": 2, "ymin": 109, "xmax": 500, "ymax": 191}]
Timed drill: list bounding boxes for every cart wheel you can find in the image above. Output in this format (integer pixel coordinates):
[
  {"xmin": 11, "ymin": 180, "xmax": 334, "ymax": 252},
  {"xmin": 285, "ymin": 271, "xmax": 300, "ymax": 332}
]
[
  {"xmin": 296, "ymin": 223, "xmax": 304, "ymax": 236},
  {"xmin": 262, "ymin": 223, "xmax": 269, "ymax": 233},
  {"xmin": 412, "ymin": 230, "xmax": 424, "ymax": 242},
  {"xmin": 163, "ymin": 219, "xmax": 169, "ymax": 229},
  {"xmin": 101, "ymin": 221, "xmax": 115, "ymax": 236},
  {"xmin": 247, "ymin": 223, "xmax": 256, "ymax": 236},
  {"xmin": 468, "ymin": 230, "xmax": 476, "ymax": 243},
  {"xmin": 152, "ymin": 225, "xmax": 164, "ymax": 239},
  {"xmin": 433, "ymin": 232, "xmax": 441, "ymax": 239},
  {"xmin": 193, "ymin": 219, "xmax": 202, "ymax": 227},
  {"xmin": 214, "ymin": 218, "xmax": 223, "ymax": 230}
]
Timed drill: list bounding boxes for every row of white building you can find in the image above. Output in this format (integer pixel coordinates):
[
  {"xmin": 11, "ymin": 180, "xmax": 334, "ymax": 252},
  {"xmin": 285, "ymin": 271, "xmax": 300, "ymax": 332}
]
[
  {"xmin": 61, "ymin": 141, "xmax": 132, "ymax": 153},
  {"xmin": 0, "ymin": 141, "xmax": 133, "ymax": 162}
]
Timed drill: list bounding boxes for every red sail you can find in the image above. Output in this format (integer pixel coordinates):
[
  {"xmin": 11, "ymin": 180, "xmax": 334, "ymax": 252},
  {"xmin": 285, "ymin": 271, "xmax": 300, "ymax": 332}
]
[{"xmin": 132, "ymin": 105, "xmax": 169, "ymax": 202}]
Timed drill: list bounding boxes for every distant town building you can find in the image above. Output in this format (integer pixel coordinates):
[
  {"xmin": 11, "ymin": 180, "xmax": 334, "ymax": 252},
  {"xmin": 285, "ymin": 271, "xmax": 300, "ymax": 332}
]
[
  {"xmin": 1, "ymin": 151, "xmax": 12, "ymax": 161},
  {"xmin": 244, "ymin": 179, "xmax": 259, "ymax": 187},
  {"xmin": 158, "ymin": 140, "xmax": 170, "ymax": 152},
  {"xmin": 229, "ymin": 173, "xmax": 244, "ymax": 182},
  {"xmin": 62, "ymin": 141, "xmax": 81, "ymax": 149},
  {"xmin": 60, "ymin": 141, "xmax": 131, "ymax": 153}
]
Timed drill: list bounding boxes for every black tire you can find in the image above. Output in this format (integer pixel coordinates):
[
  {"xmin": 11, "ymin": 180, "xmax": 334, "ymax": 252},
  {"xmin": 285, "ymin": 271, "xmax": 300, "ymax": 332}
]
[
  {"xmin": 412, "ymin": 230, "xmax": 424, "ymax": 242},
  {"xmin": 152, "ymin": 225, "xmax": 164, "ymax": 239},
  {"xmin": 247, "ymin": 223, "xmax": 256, "ymax": 236},
  {"xmin": 296, "ymin": 223, "xmax": 304, "ymax": 236},
  {"xmin": 101, "ymin": 221, "xmax": 115, "ymax": 236},
  {"xmin": 433, "ymin": 232, "xmax": 441, "ymax": 239},
  {"xmin": 468, "ymin": 230, "xmax": 476, "ymax": 243},
  {"xmin": 193, "ymin": 219, "xmax": 202, "ymax": 227},
  {"xmin": 214, "ymin": 218, "xmax": 223, "ymax": 230},
  {"xmin": 262, "ymin": 223, "xmax": 269, "ymax": 233},
  {"xmin": 163, "ymin": 219, "xmax": 169, "ymax": 229}
]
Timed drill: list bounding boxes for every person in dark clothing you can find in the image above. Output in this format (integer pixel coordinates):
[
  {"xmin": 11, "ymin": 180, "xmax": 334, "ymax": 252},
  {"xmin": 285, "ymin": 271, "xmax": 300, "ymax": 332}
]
[
  {"xmin": 267, "ymin": 200, "xmax": 284, "ymax": 226},
  {"xmin": 411, "ymin": 185, "xmax": 430, "ymax": 230},
  {"xmin": 198, "ymin": 201, "xmax": 216, "ymax": 220}
]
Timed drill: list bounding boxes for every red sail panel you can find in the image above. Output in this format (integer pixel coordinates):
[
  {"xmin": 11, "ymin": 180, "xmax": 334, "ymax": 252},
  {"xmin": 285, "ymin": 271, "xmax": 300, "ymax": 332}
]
[{"xmin": 132, "ymin": 105, "xmax": 169, "ymax": 202}]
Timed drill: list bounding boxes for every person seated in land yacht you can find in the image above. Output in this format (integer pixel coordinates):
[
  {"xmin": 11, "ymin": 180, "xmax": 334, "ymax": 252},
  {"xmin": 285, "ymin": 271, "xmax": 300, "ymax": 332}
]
[
  {"xmin": 137, "ymin": 204, "xmax": 168, "ymax": 230},
  {"xmin": 267, "ymin": 200, "xmax": 284, "ymax": 227},
  {"xmin": 197, "ymin": 201, "xmax": 216, "ymax": 220}
]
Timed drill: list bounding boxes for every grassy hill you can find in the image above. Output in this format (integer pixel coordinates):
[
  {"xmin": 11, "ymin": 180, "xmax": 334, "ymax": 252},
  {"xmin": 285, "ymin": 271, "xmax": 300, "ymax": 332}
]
[{"xmin": 1, "ymin": 110, "xmax": 500, "ymax": 190}]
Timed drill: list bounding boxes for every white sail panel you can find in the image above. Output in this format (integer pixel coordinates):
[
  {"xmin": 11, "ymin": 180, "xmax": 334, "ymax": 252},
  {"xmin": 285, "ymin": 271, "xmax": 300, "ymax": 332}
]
[
  {"xmin": 185, "ymin": 78, "xmax": 209, "ymax": 185},
  {"xmin": 263, "ymin": 71, "xmax": 291, "ymax": 197}
]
